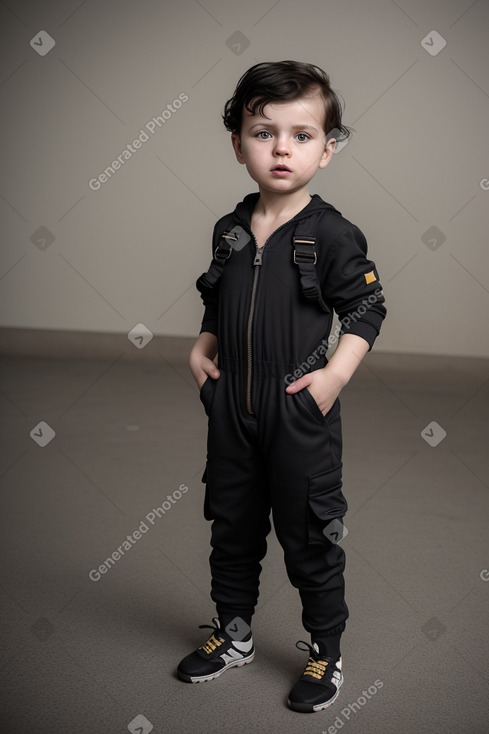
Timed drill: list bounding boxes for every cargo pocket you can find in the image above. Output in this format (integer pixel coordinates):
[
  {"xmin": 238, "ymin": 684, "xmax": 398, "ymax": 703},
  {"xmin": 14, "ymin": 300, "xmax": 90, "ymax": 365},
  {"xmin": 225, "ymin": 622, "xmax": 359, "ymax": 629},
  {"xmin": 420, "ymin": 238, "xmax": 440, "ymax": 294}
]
[
  {"xmin": 199, "ymin": 377, "xmax": 217, "ymax": 417},
  {"xmin": 307, "ymin": 463, "xmax": 347, "ymax": 544},
  {"xmin": 201, "ymin": 466, "xmax": 214, "ymax": 521}
]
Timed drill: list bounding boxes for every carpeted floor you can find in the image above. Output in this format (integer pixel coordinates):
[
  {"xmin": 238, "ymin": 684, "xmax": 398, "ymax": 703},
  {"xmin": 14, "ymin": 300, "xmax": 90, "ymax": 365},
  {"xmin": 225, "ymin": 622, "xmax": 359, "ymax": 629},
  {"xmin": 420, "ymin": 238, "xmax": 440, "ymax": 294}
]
[{"xmin": 0, "ymin": 347, "xmax": 488, "ymax": 734}]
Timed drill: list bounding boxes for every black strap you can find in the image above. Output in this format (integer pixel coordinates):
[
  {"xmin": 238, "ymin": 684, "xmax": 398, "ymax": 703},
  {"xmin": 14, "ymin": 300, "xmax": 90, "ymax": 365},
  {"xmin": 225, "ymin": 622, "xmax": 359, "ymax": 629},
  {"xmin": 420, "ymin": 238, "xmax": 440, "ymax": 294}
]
[
  {"xmin": 196, "ymin": 229, "xmax": 237, "ymax": 292},
  {"xmin": 197, "ymin": 212, "xmax": 331, "ymax": 315},
  {"xmin": 293, "ymin": 213, "xmax": 331, "ymax": 313}
]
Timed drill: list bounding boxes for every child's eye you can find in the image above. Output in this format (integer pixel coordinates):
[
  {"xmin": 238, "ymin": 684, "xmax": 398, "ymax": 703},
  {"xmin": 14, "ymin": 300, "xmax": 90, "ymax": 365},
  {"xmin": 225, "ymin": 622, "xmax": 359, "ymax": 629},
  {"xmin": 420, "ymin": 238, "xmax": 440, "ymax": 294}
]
[
  {"xmin": 296, "ymin": 133, "xmax": 310, "ymax": 142},
  {"xmin": 256, "ymin": 131, "xmax": 272, "ymax": 139}
]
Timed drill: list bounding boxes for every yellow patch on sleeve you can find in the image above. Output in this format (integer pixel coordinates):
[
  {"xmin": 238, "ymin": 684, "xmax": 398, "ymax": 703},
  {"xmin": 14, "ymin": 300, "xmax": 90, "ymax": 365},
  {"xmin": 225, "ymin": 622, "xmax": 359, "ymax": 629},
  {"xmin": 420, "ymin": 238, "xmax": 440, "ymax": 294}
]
[{"xmin": 364, "ymin": 270, "xmax": 376, "ymax": 284}]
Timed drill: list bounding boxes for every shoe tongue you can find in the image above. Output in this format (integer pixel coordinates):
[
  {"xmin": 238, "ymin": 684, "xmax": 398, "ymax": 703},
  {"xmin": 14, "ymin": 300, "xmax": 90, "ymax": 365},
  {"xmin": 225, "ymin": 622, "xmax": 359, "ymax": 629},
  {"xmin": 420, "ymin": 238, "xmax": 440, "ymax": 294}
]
[{"xmin": 312, "ymin": 642, "xmax": 320, "ymax": 655}]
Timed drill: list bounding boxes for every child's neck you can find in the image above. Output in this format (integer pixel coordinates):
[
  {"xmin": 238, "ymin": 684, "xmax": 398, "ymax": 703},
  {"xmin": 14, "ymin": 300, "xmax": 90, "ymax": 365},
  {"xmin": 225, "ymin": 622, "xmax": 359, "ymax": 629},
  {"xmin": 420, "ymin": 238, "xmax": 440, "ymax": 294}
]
[{"xmin": 254, "ymin": 188, "xmax": 312, "ymax": 222}]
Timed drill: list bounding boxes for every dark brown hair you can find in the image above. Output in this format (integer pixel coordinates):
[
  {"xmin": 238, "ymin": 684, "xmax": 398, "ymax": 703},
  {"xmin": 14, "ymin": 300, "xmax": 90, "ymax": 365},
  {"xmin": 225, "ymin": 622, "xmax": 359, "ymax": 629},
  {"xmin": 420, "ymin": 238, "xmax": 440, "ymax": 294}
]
[{"xmin": 222, "ymin": 60, "xmax": 351, "ymax": 141}]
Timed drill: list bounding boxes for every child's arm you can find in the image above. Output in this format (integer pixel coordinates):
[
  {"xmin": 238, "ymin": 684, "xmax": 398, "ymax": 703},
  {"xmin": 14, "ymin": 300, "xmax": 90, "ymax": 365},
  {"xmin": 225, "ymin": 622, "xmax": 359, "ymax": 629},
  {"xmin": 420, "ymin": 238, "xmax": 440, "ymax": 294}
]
[
  {"xmin": 189, "ymin": 331, "xmax": 220, "ymax": 390},
  {"xmin": 286, "ymin": 219, "xmax": 386, "ymax": 415},
  {"xmin": 285, "ymin": 333, "xmax": 369, "ymax": 415}
]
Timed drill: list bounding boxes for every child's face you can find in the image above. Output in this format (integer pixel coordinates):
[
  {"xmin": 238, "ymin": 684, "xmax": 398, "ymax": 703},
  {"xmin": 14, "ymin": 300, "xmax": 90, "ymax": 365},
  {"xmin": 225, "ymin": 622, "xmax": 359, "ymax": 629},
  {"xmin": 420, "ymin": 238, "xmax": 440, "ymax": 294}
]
[{"xmin": 231, "ymin": 91, "xmax": 335, "ymax": 196}]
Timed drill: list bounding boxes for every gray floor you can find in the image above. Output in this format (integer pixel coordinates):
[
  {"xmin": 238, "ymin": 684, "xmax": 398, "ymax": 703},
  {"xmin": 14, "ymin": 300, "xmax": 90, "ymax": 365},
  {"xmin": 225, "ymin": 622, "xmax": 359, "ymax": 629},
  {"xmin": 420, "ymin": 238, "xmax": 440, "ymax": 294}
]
[{"xmin": 0, "ymin": 346, "xmax": 488, "ymax": 734}]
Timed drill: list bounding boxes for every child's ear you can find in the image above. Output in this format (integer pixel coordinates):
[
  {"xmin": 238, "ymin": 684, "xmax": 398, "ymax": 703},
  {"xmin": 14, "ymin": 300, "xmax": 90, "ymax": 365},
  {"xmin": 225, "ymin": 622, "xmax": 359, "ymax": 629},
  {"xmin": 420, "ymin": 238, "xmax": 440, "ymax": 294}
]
[
  {"xmin": 231, "ymin": 133, "xmax": 246, "ymax": 164},
  {"xmin": 319, "ymin": 137, "xmax": 336, "ymax": 169}
]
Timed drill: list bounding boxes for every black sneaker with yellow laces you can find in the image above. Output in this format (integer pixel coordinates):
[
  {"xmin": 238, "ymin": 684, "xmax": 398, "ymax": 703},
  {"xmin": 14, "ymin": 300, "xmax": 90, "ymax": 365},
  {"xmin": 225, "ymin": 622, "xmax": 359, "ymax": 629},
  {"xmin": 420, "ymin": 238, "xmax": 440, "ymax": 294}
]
[
  {"xmin": 288, "ymin": 641, "xmax": 343, "ymax": 713},
  {"xmin": 177, "ymin": 617, "xmax": 254, "ymax": 683}
]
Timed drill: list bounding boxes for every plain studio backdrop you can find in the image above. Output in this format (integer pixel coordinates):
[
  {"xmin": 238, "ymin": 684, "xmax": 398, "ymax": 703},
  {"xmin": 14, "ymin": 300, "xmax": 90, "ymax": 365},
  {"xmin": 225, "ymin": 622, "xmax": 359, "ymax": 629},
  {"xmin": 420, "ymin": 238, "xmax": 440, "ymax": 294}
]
[{"xmin": 0, "ymin": 0, "xmax": 488, "ymax": 358}]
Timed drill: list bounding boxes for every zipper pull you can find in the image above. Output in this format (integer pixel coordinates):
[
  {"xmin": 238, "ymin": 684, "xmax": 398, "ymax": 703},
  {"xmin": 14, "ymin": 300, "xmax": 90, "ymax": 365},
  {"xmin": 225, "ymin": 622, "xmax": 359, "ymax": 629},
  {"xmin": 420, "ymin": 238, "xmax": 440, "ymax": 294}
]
[{"xmin": 254, "ymin": 247, "xmax": 263, "ymax": 266}]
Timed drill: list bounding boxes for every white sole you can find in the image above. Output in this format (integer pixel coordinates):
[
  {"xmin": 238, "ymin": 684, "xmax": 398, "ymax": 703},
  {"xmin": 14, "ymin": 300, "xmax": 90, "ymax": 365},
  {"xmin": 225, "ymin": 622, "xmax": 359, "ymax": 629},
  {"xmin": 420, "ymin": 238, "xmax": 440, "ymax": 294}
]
[
  {"xmin": 287, "ymin": 674, "xmax": 344, "ymax": 713},
  {"xmin": 312, "ymin": 676, "xmax": 343, "ymax": 711},
  {"xmin": 184, "ymin": 651, "xmax": 255, "ymax": 683}
]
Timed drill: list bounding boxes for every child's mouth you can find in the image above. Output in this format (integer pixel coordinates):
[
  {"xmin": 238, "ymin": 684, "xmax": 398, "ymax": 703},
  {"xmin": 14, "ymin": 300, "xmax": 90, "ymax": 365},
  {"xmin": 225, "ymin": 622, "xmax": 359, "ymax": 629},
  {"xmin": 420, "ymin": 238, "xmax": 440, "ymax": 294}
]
[{"xmin": 272, "ymin": 165, "xmax": 292, "ymax": 176}]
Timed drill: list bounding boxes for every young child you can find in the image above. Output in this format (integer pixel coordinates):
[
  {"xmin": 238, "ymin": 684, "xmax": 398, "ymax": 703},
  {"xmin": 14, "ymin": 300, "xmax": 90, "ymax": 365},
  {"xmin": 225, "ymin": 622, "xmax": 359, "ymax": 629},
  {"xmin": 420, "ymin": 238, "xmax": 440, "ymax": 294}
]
[{"xmin": 177, "ymin": 60, "xmax": 386, "ymax": 713}]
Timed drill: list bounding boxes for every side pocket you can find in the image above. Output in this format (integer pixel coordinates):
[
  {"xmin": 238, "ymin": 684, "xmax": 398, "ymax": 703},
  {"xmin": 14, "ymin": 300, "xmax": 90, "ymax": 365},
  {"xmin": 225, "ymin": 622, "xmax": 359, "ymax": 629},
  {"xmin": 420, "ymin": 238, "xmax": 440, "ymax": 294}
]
[
  {"xmin": 199, "ymin": 377, "xmax": 217, "ymax": 417},
  {"xmin": 202, "ymin": 466, "xmax": 214, "ymax": 521},
  {"xmin": 296, "ymin": 387, "xmax": 326, "ymax": 424},
  {"xmin": 307, "ymin": 463, "xmax": 347, "ymax": 544}
]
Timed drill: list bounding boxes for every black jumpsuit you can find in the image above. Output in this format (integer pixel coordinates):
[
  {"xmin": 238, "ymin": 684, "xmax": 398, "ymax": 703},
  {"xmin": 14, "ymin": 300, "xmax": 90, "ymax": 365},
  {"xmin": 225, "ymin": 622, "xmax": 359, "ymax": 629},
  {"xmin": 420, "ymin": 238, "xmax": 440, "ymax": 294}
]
[{"xmin": 197, "ymin": 192, "xmax": 386, "ymax": 641}]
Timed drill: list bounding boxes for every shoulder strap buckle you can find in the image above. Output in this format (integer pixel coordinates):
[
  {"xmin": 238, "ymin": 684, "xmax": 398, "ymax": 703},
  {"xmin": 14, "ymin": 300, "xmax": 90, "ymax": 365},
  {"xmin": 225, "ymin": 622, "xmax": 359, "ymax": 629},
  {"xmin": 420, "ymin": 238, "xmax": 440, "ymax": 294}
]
[
  {"xmin": 293, "ymin": 236, "xmax": 317, "ymax": 265},
  {"xmin": 292, "ymin": 215, "xmax": 330, "ymax": 314},
  {"xmin": 213, "ymin": 230, "xmax": 235, "ymax": 262}
]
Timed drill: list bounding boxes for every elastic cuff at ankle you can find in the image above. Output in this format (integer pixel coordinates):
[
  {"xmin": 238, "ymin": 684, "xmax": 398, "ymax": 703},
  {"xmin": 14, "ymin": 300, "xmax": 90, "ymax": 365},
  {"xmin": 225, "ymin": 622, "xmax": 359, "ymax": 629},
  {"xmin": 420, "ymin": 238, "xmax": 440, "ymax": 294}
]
[{"xmin": 311, "ymin": 633, "xmax": 341, "ymax": 660}]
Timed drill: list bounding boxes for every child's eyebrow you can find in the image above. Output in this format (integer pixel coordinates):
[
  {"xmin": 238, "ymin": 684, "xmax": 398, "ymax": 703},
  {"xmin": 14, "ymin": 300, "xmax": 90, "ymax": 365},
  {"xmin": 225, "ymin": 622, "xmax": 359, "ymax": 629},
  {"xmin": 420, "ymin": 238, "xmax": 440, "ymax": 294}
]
[{"xmin": 248, "ymin": 122, "xmax": 319, "ymax": 132}]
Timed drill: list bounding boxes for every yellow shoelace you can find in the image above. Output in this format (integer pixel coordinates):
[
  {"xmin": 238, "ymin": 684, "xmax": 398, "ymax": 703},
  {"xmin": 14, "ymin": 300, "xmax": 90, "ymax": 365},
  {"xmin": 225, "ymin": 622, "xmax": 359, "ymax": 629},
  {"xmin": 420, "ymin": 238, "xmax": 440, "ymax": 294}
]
[
  {"xmin": 304, "ymin": 656, "xmax": 328, "ymax": 680},
  {"xmin": 201, "ymin": 634, "xmax": 224, "ymax": 655}
]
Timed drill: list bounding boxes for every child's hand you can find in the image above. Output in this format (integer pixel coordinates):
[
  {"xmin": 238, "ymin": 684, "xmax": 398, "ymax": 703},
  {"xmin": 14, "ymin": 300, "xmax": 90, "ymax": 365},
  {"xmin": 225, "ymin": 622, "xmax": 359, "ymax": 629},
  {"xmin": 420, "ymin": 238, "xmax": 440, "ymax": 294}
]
[
  {"xmin": 190, "ymin": 355, "xmax": 220, "ymax": 390},
  {"xmin": 189, "ymin": 332, "xmax": 220, "ymax": 390},
  {"xmin": 285, "ymin": 367, "xmax": 344, "ymax": 416},
  {"xmin": 286, "ymin": 335, "xmax": 370, "ymax": 414}
]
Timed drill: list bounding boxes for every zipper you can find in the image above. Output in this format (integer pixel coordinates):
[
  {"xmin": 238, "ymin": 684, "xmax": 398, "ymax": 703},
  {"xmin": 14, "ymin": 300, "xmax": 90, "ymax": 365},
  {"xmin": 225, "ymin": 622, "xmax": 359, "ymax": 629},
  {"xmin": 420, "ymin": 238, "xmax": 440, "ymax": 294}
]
[
  {"xmin": 246, "ymin": 245, "xmax": 263, "ymax": 414},
  {"xmin": 244, "ymin": 219, "xmax": 294, "ymax": 415}
]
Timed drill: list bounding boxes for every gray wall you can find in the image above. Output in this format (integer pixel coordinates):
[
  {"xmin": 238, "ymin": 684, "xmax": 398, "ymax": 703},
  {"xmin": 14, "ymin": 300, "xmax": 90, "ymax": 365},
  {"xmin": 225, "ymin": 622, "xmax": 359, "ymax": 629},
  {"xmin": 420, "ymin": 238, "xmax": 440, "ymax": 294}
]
[{"xmin": 1, "ymin": 0, "xmax": 488, "ymax": 357}]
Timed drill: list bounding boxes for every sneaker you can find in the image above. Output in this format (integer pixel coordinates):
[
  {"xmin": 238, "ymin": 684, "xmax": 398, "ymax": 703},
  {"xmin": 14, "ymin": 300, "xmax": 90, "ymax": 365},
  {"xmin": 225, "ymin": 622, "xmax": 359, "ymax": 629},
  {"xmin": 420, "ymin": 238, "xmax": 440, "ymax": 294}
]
[
  {"xmin": 177, "ymin": 617, "xmax": 254, "ymax": 683},
  {"xmin": 287, "ymin": 641, "xmax": 343, "ymax": 713}
]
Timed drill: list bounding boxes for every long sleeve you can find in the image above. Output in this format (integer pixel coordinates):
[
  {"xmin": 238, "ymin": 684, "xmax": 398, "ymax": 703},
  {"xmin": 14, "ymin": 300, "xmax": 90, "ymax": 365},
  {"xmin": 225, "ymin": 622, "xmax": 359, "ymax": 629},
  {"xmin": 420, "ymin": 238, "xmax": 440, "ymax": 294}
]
[{"xmin": 320, "ymin": 223, "xmax": 386, "ymax": 349}]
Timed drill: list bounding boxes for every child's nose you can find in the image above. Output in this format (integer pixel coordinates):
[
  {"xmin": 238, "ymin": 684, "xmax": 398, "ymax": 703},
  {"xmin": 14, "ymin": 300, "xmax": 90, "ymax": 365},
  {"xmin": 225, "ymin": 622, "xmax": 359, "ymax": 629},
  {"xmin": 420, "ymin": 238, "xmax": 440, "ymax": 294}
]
[{"xmin": 274, "ymin": 136, "xmax": 291, "ymax": 156}]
